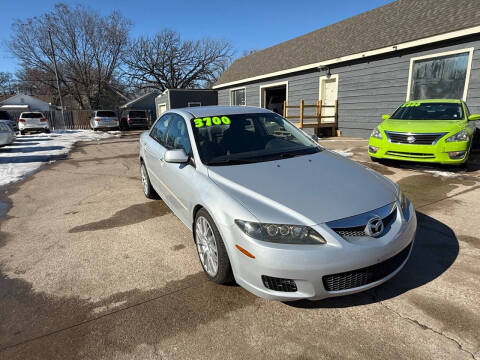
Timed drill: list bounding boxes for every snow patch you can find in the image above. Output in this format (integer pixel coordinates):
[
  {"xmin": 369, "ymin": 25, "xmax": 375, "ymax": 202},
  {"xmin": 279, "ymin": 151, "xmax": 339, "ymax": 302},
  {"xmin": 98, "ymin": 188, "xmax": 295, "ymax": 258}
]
[
  {"xmin": 331, "ymin": 149, "xmax": 354, "ymax": 157},
  {"xmin": 0, "ymin": 130, "xmax": 120, "ymax": 187},
  {"xmin": 424, "ymin": 170, "xmax": 461, "ymax": 179}
]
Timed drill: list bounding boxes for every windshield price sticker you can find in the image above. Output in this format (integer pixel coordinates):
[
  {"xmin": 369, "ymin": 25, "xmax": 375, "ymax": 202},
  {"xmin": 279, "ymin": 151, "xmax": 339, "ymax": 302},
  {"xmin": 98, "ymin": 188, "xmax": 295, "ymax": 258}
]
[
  {"xmin": 402, "ymin": 101, "xmax": 421, "ymax": 107},
  {"xmin": 193, "ymin": 116, "xmax": 231, "ymax": 127}
]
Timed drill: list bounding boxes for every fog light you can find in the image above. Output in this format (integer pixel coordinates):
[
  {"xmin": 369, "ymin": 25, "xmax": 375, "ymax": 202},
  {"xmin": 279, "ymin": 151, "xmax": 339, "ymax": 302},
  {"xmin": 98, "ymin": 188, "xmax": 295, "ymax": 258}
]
[
  {"xmin": 369, "ymin": 145, "xmax": 378, "ymax": 154},
  {"xmin": 448, "ymin": 151, "xmax": 466, "ymax": 159}
]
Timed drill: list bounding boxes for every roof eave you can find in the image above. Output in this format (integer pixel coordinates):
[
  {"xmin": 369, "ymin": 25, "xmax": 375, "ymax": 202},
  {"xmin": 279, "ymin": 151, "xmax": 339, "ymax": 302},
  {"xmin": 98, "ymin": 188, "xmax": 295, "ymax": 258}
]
[{"xmin": 213, "ymin": 25, "xmax": 480, "ymax": 89}]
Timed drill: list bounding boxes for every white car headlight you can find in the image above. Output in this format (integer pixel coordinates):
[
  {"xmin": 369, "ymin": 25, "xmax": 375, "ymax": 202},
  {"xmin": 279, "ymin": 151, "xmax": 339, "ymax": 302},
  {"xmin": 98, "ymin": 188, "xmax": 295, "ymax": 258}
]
[
  {"xmin": 370, "ymin": 127, "xmax": 383, "ymax": 139},
  {"xmin": 446, "ymin": 129, "xmax": 469, "ymax": 142},
  {"xmin": 235, "ymin": 220, "xmax": 326, "ymax": 245},
  {"xmin": 397, "ymin": 189, "xmax": 410, "ymax": 219}
]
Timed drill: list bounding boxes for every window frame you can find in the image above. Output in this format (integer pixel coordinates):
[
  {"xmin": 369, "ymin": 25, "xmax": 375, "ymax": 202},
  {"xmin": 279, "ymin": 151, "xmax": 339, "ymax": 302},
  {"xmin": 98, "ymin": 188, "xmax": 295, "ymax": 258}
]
[
  {"xmin": 406, "ymin": 48, "xmax": 474, "ymax": 102},
  {"xmin": 229, "ymin": 86, "xmax": 247, "ymax": 106},
  {"xmin": 164, "ymin": 114, "xmax": 192, "ymax": 154},
  {"xmin": 149, "ymin": 112, "xmax": 173, "ymax": 147}
]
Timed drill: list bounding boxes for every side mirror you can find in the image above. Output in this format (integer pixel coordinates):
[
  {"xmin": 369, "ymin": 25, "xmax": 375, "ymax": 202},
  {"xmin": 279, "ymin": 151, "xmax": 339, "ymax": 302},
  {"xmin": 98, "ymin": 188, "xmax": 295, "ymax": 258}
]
[
  {"xmin": 381, "ymin": 114, "xmax": 391, "ymax": 120},
  {"xmin": 468, "ymin": 114, "xmax": 480, "ymax": 121},
  {"xmin": 164, "ymin": 149, "xmax": 189, "ymax": 164}
]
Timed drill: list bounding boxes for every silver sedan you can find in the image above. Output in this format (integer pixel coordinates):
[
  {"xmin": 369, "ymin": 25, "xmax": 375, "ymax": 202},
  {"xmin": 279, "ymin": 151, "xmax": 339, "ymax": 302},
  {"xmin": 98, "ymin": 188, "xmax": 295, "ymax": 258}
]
[
  {"xmin": 0, "ymin": 121, "xmax": 16, "ymax": 147},
  {"xmin": 139, "ymin": 106, "xmax": 416, "ymax": 301}
]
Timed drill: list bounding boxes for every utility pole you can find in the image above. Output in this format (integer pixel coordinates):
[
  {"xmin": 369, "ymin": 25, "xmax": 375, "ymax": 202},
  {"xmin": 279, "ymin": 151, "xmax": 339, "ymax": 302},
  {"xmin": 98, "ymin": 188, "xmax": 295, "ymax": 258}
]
[{"xmin": 48, "ymin": 30, "xmax": 65, "ymax": 129}]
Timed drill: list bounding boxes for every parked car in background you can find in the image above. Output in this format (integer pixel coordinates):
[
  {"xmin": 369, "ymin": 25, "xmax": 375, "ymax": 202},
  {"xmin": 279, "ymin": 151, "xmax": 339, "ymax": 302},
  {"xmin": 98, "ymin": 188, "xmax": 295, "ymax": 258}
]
[
  {"xmin": 120, "ymin": 109, "xmax": 149, "ymax": 130},
  {"xmin": 0, "ymin": 121, "xmax": 16, "ymax": 146},
  {"xmin": 139, "ymin": 106, "xmax": 416, "ymax": 301},
  {"xmin": 18, "ymin": 112, "xmax": 50, "ymax": 134},
  {"xmin": 369, "ymin": 99, "xmax": 479, "ymax": 165},
  {"xmin": 90, "ymin": 110, "xmax": 119, "ymax": 131},
  {"xmin": 0, "ymin": 110, "xmax": 18, "ymax": 132}
]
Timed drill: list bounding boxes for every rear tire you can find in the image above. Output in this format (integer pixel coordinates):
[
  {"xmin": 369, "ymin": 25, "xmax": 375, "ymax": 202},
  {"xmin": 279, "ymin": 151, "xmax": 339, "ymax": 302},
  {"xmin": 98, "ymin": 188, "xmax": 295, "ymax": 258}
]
[
  {"xmin": 194, "ymin": 209, "xmax": 233, "ymax": 284},
  {"xmin": 140, "ymin": 162, "xmax": 159, "ymax": 199},
  {"xmin": 20, "ymin": 130, "xmax": 25, "ymax": 135},
  {"xmin": 44, "ymin": 129, "xmax": 51, "ymax": 134}
]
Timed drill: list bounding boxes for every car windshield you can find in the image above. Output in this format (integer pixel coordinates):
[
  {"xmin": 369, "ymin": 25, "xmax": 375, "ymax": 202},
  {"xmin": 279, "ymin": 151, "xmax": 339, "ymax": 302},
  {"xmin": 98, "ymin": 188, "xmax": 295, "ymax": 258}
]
[
  {"xmin": 129, "ymin": 111, "xmax": 146, "ymax": 117},
  {"xmin": 190, "ymin": 112, "xmax": 321, "ymax": 166},
  {"xmin": 22, "ymin": 112, "xmax": 43, "ymax": 118},
  {"xmin": 97, "ymin": 111, "xmax": 116, "ymax": 117},
  {"xmin": 391, "ymin": 102, "xmax": 464, "ymax": 120}
]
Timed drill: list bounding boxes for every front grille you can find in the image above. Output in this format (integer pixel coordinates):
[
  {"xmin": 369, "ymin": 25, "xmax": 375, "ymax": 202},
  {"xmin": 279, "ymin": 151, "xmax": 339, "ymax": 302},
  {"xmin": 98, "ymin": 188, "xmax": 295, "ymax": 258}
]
[
  {"xmin": 385, "ymin": 131, "xmax": 446, "ymax": 145},
  {"xmin": 332, "ymin": 206, "xmax": 397, "ymax": 238},
  {"xmin": 386, "ymin": 151, "xmax": 435, "ymax": 159},
  {"xmin": 262, "ymin": 275, "xmax": 297, "ymax": 292},
  {"xmin": 322, "ymin": 242, "xmax": 412, "ymax": 292}
]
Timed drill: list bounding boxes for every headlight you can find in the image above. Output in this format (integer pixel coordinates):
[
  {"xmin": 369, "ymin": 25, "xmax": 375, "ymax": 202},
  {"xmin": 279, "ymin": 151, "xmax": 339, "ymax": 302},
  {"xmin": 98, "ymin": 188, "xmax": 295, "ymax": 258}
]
[
  {"xmin": 397, "ymin": 190, "xmax": 410, "ymax": 219},
  {"xmin": 446, "ymin": 129, "xmax": 469, "ymax": 142},
  {"xmin": 370, "ymin": 127, "xmax": 383, "ymax": 139},
  {"xmin": 235, "ymin": 220, "xmax": 326, "ymax": 245}
]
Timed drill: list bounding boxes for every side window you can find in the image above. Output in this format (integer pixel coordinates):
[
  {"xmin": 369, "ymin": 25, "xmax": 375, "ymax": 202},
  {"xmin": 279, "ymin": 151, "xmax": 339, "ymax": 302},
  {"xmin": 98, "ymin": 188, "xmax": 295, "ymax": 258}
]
[
  {"xmin": 165, "ymin": 115, "xmax": 192, "ymax": 154},
  {"xmin": 150, "ymin": 113, "xmax": 172, "ymax": 146}
]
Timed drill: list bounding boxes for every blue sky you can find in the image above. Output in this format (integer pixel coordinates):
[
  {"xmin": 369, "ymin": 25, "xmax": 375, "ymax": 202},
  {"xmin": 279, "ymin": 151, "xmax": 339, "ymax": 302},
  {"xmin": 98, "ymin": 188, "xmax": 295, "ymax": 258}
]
[{"xmin": 0, "ymin": 0, "xmax": 393, "ymax": 74}]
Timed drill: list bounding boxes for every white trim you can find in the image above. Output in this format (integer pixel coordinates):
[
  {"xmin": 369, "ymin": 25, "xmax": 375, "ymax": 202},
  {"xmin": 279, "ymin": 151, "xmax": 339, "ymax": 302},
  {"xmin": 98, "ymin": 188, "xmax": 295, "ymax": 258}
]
[
  {"xmin": 258, "ymin": 81, "xmax": 289, "ymax": 109},
  {"xmin": 406, "ymin": 47, "xmax": 474, "ymax": 101},
  {"xmin": 318, "ymin": 74, "xmax": 339, "ymax": 102},
  {"xmin": 229, "ymin": 86, "xmax": 247, "ymax": 106},
  {"xmin": 213, "ymin": 26, "xmax": 480, "ymax": 89},
  {"xmin": 156, "ymin": 102, "xmax": 167, "ymax": 118}
]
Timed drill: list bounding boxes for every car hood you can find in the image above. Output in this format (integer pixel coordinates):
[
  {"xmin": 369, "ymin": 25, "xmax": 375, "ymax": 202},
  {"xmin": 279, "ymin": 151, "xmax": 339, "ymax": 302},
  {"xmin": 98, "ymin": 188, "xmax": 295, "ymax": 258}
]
[
  {"xmin": 380, "ymin": 119, "xmax": 466, "ymax": 134},
  {"xmin": 206, "ymin": 151, "xmax": 397, "ymax": 225}
]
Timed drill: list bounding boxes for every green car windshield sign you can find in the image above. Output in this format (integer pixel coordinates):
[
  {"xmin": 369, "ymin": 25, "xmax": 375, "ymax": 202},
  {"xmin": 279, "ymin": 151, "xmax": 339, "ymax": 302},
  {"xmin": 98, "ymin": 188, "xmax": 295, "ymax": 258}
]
[{"xmin": 193, "ymin": 116, "xmax": 231, "ymax": 128}]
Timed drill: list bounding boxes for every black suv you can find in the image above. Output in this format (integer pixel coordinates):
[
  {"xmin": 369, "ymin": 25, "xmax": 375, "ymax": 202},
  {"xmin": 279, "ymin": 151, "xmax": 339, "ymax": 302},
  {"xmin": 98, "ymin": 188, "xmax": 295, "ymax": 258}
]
[
  {"xmin": 0, "ymin": 110, "xmax": 18, "ymax": 132},
  {"xmin": 120, "ymin": 110, "xmax": 150, "ymax": 130}
]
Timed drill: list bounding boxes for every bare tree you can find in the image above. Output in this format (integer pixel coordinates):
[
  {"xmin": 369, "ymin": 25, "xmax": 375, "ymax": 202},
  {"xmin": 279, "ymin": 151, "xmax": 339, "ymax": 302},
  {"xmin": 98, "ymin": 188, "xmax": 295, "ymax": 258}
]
[
  {"xmin": 0, "ymin": 72, "xmax": 15, "ymax": 95},
  {"xmin": 122, "ymin": 29, "xmax": 233, "ymax": 91},
  {"xmin": 9, "ymin": 3, "xmax": 130, "ymax": 109}
]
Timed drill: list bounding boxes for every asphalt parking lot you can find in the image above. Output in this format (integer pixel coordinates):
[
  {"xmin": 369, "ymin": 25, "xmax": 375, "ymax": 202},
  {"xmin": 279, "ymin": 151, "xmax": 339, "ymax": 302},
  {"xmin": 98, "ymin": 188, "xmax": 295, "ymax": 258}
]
[{"xmin": 0, "ymin": 132, "xmax": 479, "ymax": 359}]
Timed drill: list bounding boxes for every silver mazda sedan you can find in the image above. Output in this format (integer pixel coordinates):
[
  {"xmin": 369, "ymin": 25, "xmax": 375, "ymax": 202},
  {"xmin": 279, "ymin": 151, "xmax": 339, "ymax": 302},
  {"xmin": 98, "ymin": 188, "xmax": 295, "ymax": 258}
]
[{"xmin": 139, "ymin": 106, "xmax": 416, "ymax": 301}]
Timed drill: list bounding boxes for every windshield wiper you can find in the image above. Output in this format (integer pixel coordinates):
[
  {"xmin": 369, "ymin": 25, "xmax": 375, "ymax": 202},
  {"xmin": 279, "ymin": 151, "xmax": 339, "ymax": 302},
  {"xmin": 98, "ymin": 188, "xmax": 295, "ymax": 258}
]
[{"xmin": 206, "ymin": 158, "xmax": 258, "ymax": 166}]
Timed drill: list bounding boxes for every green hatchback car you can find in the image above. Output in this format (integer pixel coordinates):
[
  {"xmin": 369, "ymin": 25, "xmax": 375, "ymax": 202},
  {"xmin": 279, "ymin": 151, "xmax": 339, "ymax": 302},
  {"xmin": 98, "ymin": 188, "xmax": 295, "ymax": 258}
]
[{"xmin": 369, "ymin": 99, "xmax": 480, "ymax": 165}]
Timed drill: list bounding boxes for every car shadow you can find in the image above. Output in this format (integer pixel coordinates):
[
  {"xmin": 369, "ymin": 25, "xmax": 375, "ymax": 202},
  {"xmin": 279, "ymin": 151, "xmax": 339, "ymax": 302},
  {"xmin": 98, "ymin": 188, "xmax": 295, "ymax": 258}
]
[
  {"xmin": 285, "ymin": 211, "xmax": 458, "ymax": 309},
  {"xmin": 0, "ymin": 154, "xmax": 68, "ymax": 164},
  {"xmin": 0, "ymin": 146, "xmax": 65, "ymax": 153}
]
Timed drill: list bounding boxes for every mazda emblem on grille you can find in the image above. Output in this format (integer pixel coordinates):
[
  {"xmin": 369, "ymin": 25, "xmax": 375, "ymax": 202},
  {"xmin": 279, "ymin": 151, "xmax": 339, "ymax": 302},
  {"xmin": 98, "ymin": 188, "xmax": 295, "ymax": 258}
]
[
  {"xmin": 365, "ymin": 216, "xmax": 384, "ymax": 237},
  {"xmin": 406, "ymin": 135, "xmax": 416, "ymax": 143}
]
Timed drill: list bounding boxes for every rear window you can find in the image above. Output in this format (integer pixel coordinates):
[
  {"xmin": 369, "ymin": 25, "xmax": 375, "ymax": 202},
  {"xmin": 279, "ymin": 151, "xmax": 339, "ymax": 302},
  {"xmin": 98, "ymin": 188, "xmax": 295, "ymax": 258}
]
[
  {"xmin": 22, "ymin": 112, "xmax": 43, "ymax": 118},
  {"xmin": 391, "ymin": 102, "xmax": 464, "ymax": 120},
  {"xmin": 128, "ymin": 111, "xmax": 146, "ymax": 118},
  {"xmin": 96, "ymin": 111, "xmax": 116, "ymax": 117},
  {"xmin": 0, "ymin": 111, "xmax": 10, "ymax": 120}
]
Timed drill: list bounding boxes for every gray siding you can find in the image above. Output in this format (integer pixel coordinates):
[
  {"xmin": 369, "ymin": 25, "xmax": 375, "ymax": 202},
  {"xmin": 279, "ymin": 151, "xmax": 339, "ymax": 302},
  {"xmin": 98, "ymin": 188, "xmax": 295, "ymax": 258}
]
[{"xmin": 218, "ymin": 35, "xmax": 480, "ymax": 138}]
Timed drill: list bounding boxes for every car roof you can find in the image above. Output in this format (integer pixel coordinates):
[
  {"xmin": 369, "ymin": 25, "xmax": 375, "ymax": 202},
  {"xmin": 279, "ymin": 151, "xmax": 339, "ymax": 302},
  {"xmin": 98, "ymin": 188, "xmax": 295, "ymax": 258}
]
[
  {"xmin": 171, "ymin": 106, "xmax": 272, "ymax": 118},
  {"xmin": 405, "ymin": 99, "xmax": 463, "ymax": 104}
]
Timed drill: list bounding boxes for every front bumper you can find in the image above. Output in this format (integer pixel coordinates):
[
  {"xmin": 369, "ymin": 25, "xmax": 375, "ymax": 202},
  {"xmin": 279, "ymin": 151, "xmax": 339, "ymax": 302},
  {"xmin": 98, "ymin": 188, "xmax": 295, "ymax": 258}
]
[
  {"xmin": 223, "ymin": 202, "xmax": 417, "ymax": 301},
  {"xmin": 368, "ymin": 136, "xmax": 470, "ymax": 164},
  {"xmin": 0, "ymin": 133, "xmax": 15, "ymax": 146}
]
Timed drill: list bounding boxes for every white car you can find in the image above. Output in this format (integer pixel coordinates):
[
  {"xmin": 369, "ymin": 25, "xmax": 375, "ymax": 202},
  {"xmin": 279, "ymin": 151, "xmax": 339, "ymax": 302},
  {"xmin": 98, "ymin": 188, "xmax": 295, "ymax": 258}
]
[
  {"xmin": 0, "ymin": 121, "xmax": 16, "ymax": 147},
  {"xmin": 90, "ymin": 110, "xmax": 119, "ymax": 131},
  {"xmin": 139, "ymin": 106, "xmax": 416, "ymax": 301},
  {"xmin": 18, "ymin": 112, "xmax": 50, "ymax": 134}
]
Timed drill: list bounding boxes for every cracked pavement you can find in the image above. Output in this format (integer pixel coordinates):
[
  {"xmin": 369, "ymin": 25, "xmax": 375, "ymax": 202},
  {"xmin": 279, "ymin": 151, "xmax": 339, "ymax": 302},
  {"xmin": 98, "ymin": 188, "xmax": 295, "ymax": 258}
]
[{"xmin": 0, "ymin": 133, "xmax": 479, "ymax": 359}]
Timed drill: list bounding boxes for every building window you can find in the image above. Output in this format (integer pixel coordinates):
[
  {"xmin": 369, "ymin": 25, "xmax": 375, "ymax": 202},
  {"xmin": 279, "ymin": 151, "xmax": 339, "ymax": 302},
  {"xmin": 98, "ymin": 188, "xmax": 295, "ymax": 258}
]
[
  {"xmin": 408, "ymin": 49, "xmax": 472, "ymax": 101},
  {"xmin": 231, "ymin": 88, "xmax": 246, "ymax": 106}
]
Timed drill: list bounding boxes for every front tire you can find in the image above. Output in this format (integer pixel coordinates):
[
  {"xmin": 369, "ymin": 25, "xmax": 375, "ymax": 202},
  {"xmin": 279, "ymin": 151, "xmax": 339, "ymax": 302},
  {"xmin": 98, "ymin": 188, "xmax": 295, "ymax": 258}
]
[
  {"xmin": 20, "ymin": 130, "xmax": 26, "ymax": 135},
  {"xmin": 194, "ymin": 209, "xmax": 233, "ymax": 284},
  {"xmin": 140, "ymin": 162, "xmax": 159, "ymax": 199}
]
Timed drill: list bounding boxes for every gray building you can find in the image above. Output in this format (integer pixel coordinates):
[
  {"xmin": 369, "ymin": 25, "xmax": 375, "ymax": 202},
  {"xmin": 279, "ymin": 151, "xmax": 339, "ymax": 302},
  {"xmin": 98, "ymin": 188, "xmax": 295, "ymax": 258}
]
[
  {"xmin": 120, "ymin": 91, "xmax": 159, "ymax": 120},
  {"xmin": 155, "ymin": 89, "xmax": 218, "ymax": 118},
  {"xmin": 214, "ymin": 0, "xmax": 480, "ymax": 138}
]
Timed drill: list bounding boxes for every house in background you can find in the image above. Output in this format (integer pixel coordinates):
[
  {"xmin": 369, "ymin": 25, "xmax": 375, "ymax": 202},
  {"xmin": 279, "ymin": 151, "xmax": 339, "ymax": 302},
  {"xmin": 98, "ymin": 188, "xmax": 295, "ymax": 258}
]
[
  {"xmin": 155, "ymin": 89, "xmax": 218, "ymax": 118},
  {"xmin": 119, "ymin": 91, "xmax": 159, "ymax": 120},
  {"xmin": 0, "ymin": 94, "xmax": 53, "ymax": 112},
  {"xmin": 214, "ymin": 0, "xmax": 480, "ymax": 138}
]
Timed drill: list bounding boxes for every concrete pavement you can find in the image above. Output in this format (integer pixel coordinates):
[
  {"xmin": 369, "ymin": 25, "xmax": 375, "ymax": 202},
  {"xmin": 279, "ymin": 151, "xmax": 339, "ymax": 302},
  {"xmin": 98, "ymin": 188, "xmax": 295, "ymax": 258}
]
[{"xmin": 0, "ymin": 133, "xmax": 479, "ymax": 359}]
